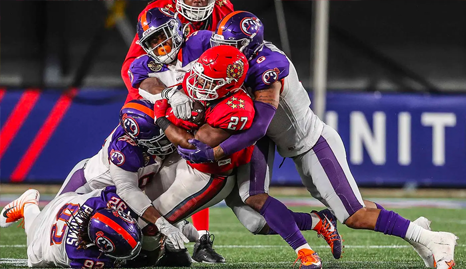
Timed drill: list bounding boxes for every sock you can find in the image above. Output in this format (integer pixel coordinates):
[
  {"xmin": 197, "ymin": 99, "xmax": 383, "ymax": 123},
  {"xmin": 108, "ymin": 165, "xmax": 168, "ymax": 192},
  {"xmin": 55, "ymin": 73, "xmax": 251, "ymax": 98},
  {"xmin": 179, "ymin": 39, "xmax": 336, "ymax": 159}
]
[
  {"xmin": 197, "ymin": 229, "xmax": 208, "ymax": 240},
  {"xmin": 295, "ymin": 243, "xmax": 313, "ymax": 254},
  {"xmin": 405, "ymin": 222, "xmax": 423, "ymax": 242},
  {"xmin": 191, "ymin": 208, "xmax": 209, "ymax": 231},
  {"xmin": 268, "ymin": 211, "xmax": 317, "ymax": 235},
  {"xmin": 375, "ymin": 203, "xmax": 385, "ymax": 210},
  {"xmin": 260, "ymin": 196, "xmax": 308, "ymax": 250},
  {"xmin": 374, "ymin": 209, "xmax": 410, "ymax": 238},
  {"xmin": 24, "ymin": 204, "xmax": 40, "ymax": 236}
]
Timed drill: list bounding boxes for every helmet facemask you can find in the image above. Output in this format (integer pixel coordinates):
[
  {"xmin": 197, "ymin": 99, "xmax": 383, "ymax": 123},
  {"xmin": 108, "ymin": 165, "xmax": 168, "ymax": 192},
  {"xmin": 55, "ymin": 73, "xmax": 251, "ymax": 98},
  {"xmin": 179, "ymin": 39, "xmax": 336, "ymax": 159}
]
[
  {"xmin": 140, "ymin": 19, "xmax": 183, "ymax": 64},
  {"xmin": 137, "ymin": 134, "xmax": 175, "ymax": 156},
  {"xmin": 186, "ymin": 62, "xmax": 236, "ymax": 101},
  {"xmin": 176, "ymin": 0, "xmax": 215, "ymax": 22},
  {"xmin": 210, "ymin": 33, "xmax": 261, "ymax": 60}
]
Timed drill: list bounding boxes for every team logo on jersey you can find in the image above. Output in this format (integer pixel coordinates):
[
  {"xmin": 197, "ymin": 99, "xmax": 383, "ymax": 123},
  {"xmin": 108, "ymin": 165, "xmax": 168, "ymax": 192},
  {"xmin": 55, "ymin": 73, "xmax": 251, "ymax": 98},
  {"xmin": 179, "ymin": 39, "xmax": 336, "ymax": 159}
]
[
  {"xmin": 110, "ymin": 150, "xmax": 126, "ymax": 166},
  {"xmin": 240, "ymin": 17, "xmax": 262, "ymax": 36},
  {"xmin": 261, "ymin": 68, "xmax": 280, "ymax": 85},
  {"xmin": 122, "ymin": 114, "xmax": 139, "ymax": 138},
  {"xmin": 226, "ymin": 96, "xmax": 245, "ymax": 109},
  {"xmin": 95, "ymin": 231, "xmax": 115, "ymax": 253},
  {"xmin": 226, "ymin": 61, "xmax": 244, "ymax": 81},
  {"xmin": 148, "ymin": 61, "xmax": 162, "ymax": 72}
]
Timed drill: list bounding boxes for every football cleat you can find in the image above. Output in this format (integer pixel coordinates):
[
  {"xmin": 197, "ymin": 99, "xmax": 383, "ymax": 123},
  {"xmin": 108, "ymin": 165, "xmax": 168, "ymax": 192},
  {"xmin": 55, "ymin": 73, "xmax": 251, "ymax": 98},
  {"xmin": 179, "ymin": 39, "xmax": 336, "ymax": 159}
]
[
  {"xmin": 425, "ymin": 232, "xmax": 458, "ymax": 269},
  {"xmin": 407, "ymin": 217, "xmax": 436, "ymax": 268},
  {"xmin": 313, "ymin": 209, "xmax": 343, "ymax": 259},
  {"xmin": 0, "ymin": 189, "xmax": 40, "ymax": 228},
  {"xmin": 294, "ymin": 249, "xmax": 322, "ymax": 269},
  {"xmin": 191, "ymin": 232, "xmax": 225, "ymax": 263},
  {"xmin": 156, "ymin": 247, "xmax": 192, "ymax": 267}
]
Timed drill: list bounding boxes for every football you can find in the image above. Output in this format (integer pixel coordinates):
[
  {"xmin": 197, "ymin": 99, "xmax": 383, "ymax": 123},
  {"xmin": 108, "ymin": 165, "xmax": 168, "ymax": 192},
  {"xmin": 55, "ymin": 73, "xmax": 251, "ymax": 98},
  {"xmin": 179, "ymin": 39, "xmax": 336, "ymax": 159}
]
[{"xmin": 190, "ymin": 100, "xmax": 206, "ymax": 125}]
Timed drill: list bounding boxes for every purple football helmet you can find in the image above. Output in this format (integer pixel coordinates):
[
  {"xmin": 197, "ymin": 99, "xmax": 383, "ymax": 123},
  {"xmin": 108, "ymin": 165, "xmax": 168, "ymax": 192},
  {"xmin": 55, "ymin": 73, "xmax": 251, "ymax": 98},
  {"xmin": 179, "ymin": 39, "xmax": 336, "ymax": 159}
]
[
  {"xmin": 120, "ymin": 99, "xmax": 175, "ymax": 156},
  {"xmin": 88, "ymin": 208, "xmax": 142, "ymax": 260},
  {"xmin": 137, "ymin": 8, "xmax": 184, "ymax": 64},
  {"xmin": 211, "ymin": 11, "xmax": 264, "ymax": 60}
]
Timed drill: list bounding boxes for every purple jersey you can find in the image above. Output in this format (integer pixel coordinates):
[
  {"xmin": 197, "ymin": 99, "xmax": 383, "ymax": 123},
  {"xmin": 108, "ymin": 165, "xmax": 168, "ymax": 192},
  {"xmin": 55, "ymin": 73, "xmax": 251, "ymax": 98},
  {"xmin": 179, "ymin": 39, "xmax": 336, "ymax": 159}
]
[
  {"xmin": 108, "ymin": 126, "xmax": 157, "ymax": 173},
  {"xmin": 128, "ymin": 30, "xmax": 212, "ymax": 89},
  {"xmin": 65, "ymin": 186, "xmax": 132, "ymax": 268},
  {"xmin": 245, "ymin": 42, "xmax": 290, "ymax": 92}
]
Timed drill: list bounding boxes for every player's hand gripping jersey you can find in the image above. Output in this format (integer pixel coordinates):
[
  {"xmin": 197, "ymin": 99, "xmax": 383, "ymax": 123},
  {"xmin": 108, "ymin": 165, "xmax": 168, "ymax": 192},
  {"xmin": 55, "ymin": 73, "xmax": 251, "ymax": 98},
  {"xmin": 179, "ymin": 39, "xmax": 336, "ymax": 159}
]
[
  {"xmin": 122, "ymin": 0, "xmax": 233, "ymax": 103},
  {"xmin": 186, "ymin": 90, "xmax": 255, "ymax": 175},
  {"xmin": 27, "ymin": 187, "xmax": 138, "ymax": 268},
  {"xmin": 128, "ymin": 30, "xmax": 212, "ymax": 91}
]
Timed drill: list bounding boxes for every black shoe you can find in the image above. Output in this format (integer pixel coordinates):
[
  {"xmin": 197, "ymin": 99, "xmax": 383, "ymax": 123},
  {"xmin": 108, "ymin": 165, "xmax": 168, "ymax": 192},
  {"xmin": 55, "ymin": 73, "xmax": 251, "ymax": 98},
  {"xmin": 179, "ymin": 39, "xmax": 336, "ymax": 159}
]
[
  {"xmin": 191, "ymin": 232, "xmax": 225, "ymax": 263},
  {"xmin": 156, "ymin": 247, "xmax": 192, "ymax": 267}
]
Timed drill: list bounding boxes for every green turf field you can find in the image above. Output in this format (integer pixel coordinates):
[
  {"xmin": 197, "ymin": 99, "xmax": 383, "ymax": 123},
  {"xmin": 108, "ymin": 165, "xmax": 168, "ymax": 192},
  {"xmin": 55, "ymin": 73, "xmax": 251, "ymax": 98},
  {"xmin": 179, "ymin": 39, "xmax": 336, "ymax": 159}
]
[{"xmin": 0, "ymin": 205, "xmax": 463, "ymax": 268}]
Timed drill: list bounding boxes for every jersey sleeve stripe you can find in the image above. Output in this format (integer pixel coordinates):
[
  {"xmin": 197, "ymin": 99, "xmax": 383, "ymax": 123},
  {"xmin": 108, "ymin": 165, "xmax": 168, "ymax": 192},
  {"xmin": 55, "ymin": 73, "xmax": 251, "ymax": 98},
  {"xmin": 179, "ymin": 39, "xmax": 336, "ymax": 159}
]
[
  {"xmin": 122, "ymin": 102, "xmax": 155, "ymax": 119},
  {"xmin": 92, "ymin": 212, "xmax": 138, "ymax": 248}
]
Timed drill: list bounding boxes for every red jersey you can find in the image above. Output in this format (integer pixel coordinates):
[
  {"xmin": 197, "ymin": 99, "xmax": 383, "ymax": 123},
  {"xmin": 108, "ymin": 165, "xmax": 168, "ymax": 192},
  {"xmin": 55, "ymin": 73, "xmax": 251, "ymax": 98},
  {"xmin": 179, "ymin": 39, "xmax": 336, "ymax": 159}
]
[
  {"xmin": 121, "ymin": 0, "xmax": 234, "ymax": 104},
  {"xmin": 189, "ymin": 90, "xmax": 255, "ymax": 175}
]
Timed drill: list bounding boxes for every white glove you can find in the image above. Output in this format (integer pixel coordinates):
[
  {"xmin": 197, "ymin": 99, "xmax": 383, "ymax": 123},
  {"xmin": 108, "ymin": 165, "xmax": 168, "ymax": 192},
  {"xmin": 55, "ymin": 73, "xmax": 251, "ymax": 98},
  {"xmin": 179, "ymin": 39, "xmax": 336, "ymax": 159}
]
[
  {"xmin": 162, "ymin": 86, "xmax": 193, "ymax": 120},
  {"xmin": 155, "ymin": 217, "xmax": 189, "ymax": 250}
]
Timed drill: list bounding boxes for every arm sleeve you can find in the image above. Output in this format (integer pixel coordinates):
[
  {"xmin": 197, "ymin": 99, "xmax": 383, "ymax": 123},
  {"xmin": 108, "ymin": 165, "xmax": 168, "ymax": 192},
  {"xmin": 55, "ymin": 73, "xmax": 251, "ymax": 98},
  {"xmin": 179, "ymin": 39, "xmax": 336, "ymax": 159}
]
[
  {"xmin": 219, "ymin": 101, "xmax": 276, "ymax": 156},
  {"xmin": 109, "ymin": 164, "xmax": 152, "ymax": 216}
]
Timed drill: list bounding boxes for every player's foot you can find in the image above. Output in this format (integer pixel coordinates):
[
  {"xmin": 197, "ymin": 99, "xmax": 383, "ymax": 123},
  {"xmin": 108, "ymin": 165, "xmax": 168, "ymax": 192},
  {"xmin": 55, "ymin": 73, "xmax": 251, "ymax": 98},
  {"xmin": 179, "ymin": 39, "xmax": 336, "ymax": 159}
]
[
  {"xmin": 407, "ymin": 217, "xmax": 436, "ymax": 268},
  {"xmin": 294, "ymin": 248, "xmax": 322, "ymax": 269},
  {"xmin": 424, "ymin": 231, "xmax": 458, "ymax": 269},
  {"xmin": 192, "ymin": 232, "xmax": 225, "ymax": 263},
  {"xmin": 156, "ymin": 247, "xmax": 192, "ymax": 267},
  {"xmin": 0, "ymin": 189, "xmax": 39, "ymax": 228},
  {"xmin": 313, "ymin": 209, "xmax": 343, "ymax": 259}
]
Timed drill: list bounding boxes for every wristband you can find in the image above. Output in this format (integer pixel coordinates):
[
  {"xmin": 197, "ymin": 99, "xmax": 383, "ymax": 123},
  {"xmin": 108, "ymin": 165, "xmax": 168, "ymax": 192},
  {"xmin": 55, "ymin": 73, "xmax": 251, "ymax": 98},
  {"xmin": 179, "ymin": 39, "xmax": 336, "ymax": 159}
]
[{"xmin": 156, "ymin": 117, "xmax": 172, "ymax": 131}]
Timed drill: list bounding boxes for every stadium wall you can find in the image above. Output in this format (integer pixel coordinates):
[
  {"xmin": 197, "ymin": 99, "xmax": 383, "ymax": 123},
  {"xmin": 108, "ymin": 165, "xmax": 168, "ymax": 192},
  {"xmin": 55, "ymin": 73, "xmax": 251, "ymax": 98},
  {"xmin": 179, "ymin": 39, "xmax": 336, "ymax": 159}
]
[{"xmin": 1, "ymin": 89, "xmax": 465, "ymax": 187}]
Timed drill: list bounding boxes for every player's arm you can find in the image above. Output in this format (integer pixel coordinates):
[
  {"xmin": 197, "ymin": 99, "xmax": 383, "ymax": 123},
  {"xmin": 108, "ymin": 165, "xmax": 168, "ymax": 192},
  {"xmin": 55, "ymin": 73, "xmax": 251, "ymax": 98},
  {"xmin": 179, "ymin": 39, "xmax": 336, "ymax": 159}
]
[
  {"xmin": 110, "ymin": 164, "xmax": 188, "ymax": 249},
  {"xmin": 185, "ymin": 82, "xmax": 280, "ymax": 161},
  {"xmin": 214, "ymin": 81, "xmax": 280, "ymax": 158}
]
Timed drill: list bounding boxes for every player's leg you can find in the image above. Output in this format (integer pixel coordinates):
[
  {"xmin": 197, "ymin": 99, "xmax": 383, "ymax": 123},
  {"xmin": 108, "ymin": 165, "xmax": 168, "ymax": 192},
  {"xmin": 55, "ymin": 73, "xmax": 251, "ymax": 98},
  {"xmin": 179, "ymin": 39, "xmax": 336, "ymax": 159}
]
[
  {"xmin": 55, "ymin": 158, "xmax": 89, "ymax": 197},
  {"xmin": 299, "ymin": 125, "xmax": 458, "ymax": 268},
  {"xmin": 0, "ymin": 189, "xmax": 40, "ymax": 231},
  {"xmin": 237, "ymin": 137, "xmax": 322, "ymax": 269},
  {"xmin": 151, "ymin": 159, "xmax": 233, "ymax": 264}
]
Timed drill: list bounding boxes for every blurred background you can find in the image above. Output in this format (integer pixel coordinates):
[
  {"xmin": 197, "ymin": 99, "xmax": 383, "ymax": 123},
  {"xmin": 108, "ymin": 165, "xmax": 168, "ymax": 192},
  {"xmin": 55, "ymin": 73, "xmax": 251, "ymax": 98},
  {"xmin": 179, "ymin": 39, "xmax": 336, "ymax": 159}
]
[{"xmin": 1, "ymin": 1, "xmax": 466, "ymax": 191}]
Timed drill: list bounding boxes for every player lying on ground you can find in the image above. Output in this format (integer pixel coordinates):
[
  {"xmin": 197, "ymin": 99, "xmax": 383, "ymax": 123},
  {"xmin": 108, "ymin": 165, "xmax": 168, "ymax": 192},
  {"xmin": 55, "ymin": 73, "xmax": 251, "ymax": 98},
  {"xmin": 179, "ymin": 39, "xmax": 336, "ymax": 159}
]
[
  {"xmin": 178, "ymin": 11, "xmax": 459, "ymax": 269},
  {"xmin": 0, "ymin": 187, "xmax": 145, "ymax": 268}
]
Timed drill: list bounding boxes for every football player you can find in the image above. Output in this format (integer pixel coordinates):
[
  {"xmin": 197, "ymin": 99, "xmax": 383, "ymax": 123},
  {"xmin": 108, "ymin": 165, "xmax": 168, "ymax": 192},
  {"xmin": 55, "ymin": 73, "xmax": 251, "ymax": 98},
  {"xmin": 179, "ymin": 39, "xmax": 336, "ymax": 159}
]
[
  {"xmin": 127, "ymin": 8, "xmax": 224, "ymax": 263},
  {"xmin": 179, "ymin": 11, "xmax": 459, "ymax": 269},
  {"xmin": 122, "ymin": 0, "xmax": 234, "ymax": 103},
  {"xmin": 150, "ymin": 45, "xmax": 336, "ymax": 269},
  {"xmin": 121, "ymin": 2, "xmax": 234, "ymax": 261},
  {"xmin": 56, "ymin": 99, "xmax": 190, "ymax": 255},
  {"xmin": 129, "ymin": 10, "xmax": 340, "ymax": 267},
  {"xmin": 0, "ymin": 186, "xmax": 143, "ymax": 268}
]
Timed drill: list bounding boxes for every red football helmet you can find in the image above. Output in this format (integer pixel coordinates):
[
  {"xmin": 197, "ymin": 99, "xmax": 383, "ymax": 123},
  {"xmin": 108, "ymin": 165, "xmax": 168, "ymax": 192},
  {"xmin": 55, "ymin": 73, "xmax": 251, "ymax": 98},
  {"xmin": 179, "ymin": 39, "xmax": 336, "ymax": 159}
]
[{"xmin": 185, "ymin": 45, "xmax": 249, "ymax": 101}]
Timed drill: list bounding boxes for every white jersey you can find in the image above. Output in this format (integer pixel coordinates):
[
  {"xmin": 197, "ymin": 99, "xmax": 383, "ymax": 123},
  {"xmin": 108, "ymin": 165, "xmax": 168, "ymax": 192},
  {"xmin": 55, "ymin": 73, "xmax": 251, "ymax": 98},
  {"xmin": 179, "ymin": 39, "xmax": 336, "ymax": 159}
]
[
  {"xmin": 84, "ymin": 127, "xmax": 163, "ymax": 190},
  {"xmin": 246, "ymin": 42, "xmax": 324, "ymax": 157},
  {"xmin": 27, "ymin": 190, "xmax": 103, "ymax": 267}
]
